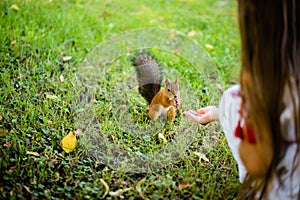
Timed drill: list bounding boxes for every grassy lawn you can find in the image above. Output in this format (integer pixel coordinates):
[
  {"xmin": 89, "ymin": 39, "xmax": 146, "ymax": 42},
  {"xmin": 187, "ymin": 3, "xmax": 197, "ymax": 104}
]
[{"xmin": 0, "ymin": 0, "xmax": 241, "ymax": 199}]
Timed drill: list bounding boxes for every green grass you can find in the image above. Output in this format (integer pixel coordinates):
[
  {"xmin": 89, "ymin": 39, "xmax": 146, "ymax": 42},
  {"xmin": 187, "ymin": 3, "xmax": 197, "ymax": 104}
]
[{"xmin": 0, "ymin": 0, "xmax": 241, "ymax": 199}]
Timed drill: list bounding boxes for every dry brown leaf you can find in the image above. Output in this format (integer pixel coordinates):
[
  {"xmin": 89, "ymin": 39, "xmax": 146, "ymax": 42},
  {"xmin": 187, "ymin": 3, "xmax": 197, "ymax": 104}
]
[
  {"xmin": 26, "ymin": 151, "xmax": 40, "ymax": 157},
  {"xmin": 102, "ymin": 10, "xmax": 110, "ymax": 17},
  {"xmin": 169, "ymin": 33, "xmax": 176, "ymax": 41},
  {"xmin": 3, "ymin": 142, "xmax": 11, "ymax": 147},
  {"xmin": 0, "ymin": 129, "xmax": 9, "ymax": 137},
  {"xmin": 100, "ymin": 178, "xmax": 109, "ymax": 198},
  {"xmin": 173, "ymin": 48, "xmax": 181, "ymax": 55},
  {"xmin": 74, "ymin": 129, "xmax": 80, "ymax": 137},
  {"xmin": 178, "ymin": 180, "xmax": 195, "ymax": 191},
  {"xmin": 61, "ymin": 132, "xmax": 76, "ymax": 153}
]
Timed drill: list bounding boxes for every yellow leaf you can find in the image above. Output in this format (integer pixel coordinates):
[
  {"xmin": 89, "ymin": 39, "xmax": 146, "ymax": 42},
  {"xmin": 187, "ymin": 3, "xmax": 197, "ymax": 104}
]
[
  {"xmin": 111, "ymin": 135, "xmax": 117, "ymax": 143},
  {"xmin": 61, "ymin": 132, "xmax": 76, "ymax": 153},
  {"xmin": 100, "ymin": 178, "xmax": 110, "ymax": 198},
  {"xmin": 10, "ymin": 4, "xmax": 19, "ymax": 11},
  {"xmin": 205, "ymin": 44, "xmax": 214, "ymax": 51},
  {"xmin": 136, "ymin": 177, "xmax": 146, "ymax": 199},
  {"xmin": 52, "ymin": 172, "xmax": 60, "ymax": 182},
  {"xmin": 26, "ymin": 151, "xmax": 40, "ymax": 157},
  {"xmin": 10, "ymin": 40, "xmax": 17, "ymax": 46},
  {"xmin": 46, "ymin": 94, "xmax": 58, "ymax": 99},
  {"xmin": 158, "ymin": 133, "xmax": 168, "ymax": 144}
]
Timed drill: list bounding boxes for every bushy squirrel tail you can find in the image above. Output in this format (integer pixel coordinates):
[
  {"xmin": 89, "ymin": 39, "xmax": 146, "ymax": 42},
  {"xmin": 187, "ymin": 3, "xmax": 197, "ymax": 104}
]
[{"xmin": 132, "ymin": 53, "xmax": 162, "ymax": 104}]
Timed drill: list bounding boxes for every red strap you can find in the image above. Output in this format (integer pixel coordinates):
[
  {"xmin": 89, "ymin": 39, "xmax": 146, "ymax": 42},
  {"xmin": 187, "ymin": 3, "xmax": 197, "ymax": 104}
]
[
  {"xmin": 234, "ymin": 120, "xmax": 256, "ymax": 144},
  {"xmin": 234, "ymin": 120, "xmax": 244, "ymax": 140}
]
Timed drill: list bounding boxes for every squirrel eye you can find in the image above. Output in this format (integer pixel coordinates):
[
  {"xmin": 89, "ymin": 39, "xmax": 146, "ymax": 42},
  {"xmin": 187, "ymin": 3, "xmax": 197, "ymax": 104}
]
[{"xmin": 167, "ymin": 88, "xmax": 171, "ymax": 92}]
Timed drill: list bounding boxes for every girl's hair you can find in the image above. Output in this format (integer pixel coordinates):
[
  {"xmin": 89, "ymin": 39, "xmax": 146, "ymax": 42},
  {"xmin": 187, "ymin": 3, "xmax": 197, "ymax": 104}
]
[{"xmin": 238, "ymin": 0, "xmax": 300, "ymax": 198}]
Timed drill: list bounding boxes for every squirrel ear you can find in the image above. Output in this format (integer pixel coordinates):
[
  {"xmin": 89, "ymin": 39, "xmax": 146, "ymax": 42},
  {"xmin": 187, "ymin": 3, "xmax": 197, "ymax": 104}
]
[
  {"xmin": 165, "ymin": 78, "xmax": 170, "ymax": 87},
  {"xmin": 165, "ymin": 78, "xmax": 170, "ymax": 86},
  {"xmin": 175, "ymin": 77, "xmax": 178, "ymax": 84}
]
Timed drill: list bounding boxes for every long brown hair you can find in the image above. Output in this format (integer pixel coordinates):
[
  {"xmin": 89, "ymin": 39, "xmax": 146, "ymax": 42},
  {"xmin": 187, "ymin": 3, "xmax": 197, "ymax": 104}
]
[{"xmin": 238, "ymin": 0, "xmax": 300, "ymax": 199}]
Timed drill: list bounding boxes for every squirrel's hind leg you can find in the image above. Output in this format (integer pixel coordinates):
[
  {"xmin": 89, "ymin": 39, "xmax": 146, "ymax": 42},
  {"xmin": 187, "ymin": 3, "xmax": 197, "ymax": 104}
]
[
  {"xmin": 167, "ymin": 107, "xmax": 176, "ymax": 122},
  {"xmin": 148, "ymin": 104, "xmax": 161, "ymax": 121}
]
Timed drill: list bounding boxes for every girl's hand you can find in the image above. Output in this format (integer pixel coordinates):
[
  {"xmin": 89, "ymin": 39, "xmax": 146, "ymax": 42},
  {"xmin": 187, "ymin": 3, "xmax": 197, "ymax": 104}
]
[{"xmin": 184, "ymin": 106, "xmax": 219, "ymax": 124}]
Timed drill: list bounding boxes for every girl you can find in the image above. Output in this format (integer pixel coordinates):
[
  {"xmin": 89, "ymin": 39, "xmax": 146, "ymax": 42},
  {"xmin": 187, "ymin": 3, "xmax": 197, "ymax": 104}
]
[{"xmin": 185, "ymin": 0, "xmax": 300, "ymax": 199}]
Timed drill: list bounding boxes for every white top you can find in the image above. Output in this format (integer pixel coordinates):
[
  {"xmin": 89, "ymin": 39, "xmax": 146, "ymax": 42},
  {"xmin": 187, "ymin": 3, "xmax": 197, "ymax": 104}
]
[{"xmin": 218, "ymin": 84, "xmax": 300, "ymax": 199}]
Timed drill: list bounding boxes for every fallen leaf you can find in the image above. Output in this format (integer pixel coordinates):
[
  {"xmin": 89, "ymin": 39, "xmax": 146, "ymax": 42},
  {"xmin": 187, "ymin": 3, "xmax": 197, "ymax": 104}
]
[
  {"xmin": 61, "ymin": 55, "xmax": 72, "ymax": 62},
  {"xmin": 169, "ymin": 33, "xmax": 176, "ymax": 40},
  {"xmin": 173, "ymin": 48, "xmax": 181, "ymax": 55},
  {"xmin": 193, "ymin": 152, "xmax": 210, "ymax": 163},
  {"xmin": 109, "ymin": 188, "xmax": 131, "ymax": 197},
  {"xmin": 230, "ymin": 12, "xmax": 235, "ymax": 17},
  {"xmin": 61, "ymin": 132, "xmax": 76, "ymax": 153},
  {"xmin": 158, "ymin": 133, "xmax": 168, "ymax": 144},
  {"xmin": 136, "ymin": 177, "xmax": 146, "ymax": 199},
  {"xmin": 217, "ymin": 84, "xmax": 224, "ymax": 92},
  {"xmin": 100, "ymin": 178, "xmax": 109, "ymax": 198},
  {"xmin": 59, "ymin": 73, "xmax": 65, "ymax": 83},
  {"xmin": 205, "ymin": 44, "xmax": 214, "ymax": 51},
  {"xmin": 26, "ymin": 151, "xmax": 40, "ymax": 157},
  {"xmin": 9, "ymin": 4, "xmax": 19, "ymax": 11},
  {"xmin": 24, "ymin": 186, "xmax": 31, "ymax": 194},
  {"xmin": 3, "ymin": 142, "xmax": 11, "ymax": 147},
  {"xmin": 187, "ymin": 31, "xmax": 197, "ymax": 38},
  {"xmin": 102, "ymin": 10, "xmax": 110, "ymax": 18},
  {"xmin": 46, "ymin": 94, "xmax": 58, "ymax": 99},
  {"xmin": 52, "ymin": 172, "xmax": 60, "ymax": 182},
  {"xmin": 178, "ymin": 180, "xmax": 195, "ymax": 191},
  {"xmin": 74, "ymin": 129, "xmax": 80, "ymax": 137},
  {"xmin": 111, "ymin": 135, "xmax": 117, "ymax": 143},
  {"xmin": 0, "ymin": 129, "xmax": 9, "ymax": 137},
  {"xmin": 10, "ymin": 40, "xmax": 17, "ymax": 46}
]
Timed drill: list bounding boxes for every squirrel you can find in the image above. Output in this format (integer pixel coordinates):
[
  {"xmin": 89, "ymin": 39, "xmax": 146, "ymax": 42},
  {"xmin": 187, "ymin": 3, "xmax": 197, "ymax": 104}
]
[{"xmin": 132, "ymin": 53, "xmax": 180, "ymax": 122}]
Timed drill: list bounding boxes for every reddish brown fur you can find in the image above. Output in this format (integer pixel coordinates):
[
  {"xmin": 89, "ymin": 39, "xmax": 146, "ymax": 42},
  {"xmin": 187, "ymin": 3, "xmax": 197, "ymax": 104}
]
[{"xmin": 148, "ymin": 78, "xmax": 180, "ymax": 122}]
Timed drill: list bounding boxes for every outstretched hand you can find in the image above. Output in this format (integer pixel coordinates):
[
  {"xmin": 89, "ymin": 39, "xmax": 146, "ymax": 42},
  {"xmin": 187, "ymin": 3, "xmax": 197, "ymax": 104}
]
[{"xmin": 184, "ymin": 106, "xmax": 218, "ymax": 125}]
